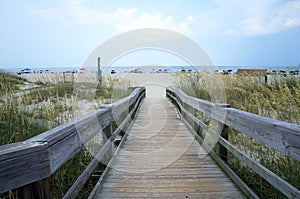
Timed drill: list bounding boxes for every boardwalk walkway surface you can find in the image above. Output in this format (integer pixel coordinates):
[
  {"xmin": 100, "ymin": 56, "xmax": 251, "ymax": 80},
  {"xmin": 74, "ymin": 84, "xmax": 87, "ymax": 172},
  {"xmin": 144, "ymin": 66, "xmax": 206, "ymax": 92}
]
[{"xmin": 92, "ymin": 98, "xmax": 244, "ymax": 198}]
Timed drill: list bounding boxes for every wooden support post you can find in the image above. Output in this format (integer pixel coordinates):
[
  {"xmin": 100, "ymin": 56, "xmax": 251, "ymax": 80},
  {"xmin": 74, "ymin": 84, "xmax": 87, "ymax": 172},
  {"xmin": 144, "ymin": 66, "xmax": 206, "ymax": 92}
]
[
  {"xmin": 216, "ymin": 103, "xmax": 231, "ymax": 163},
  {"xmin": 192, "ymin": 108, "xmax": 199, "ymax": 134},
  {"xmin": 102, "ymin": 124, "xmax": 112, "ymax": 165},
  {"xmin": 63, "ymin": 72, "xmax": 66, "ymax": 83},
  {"xmin": 97, "ymin": 57, "xmax": 102, "ymax": 87},
  {"xmin": 264, "ymin": 75, "xmax": 268, "ymax": 84},
  {"xmin": 19, "ymin": 178, "xmax": 50, "ymax": 199},
  {"xmin": 131, "ymin": 96, "xmax": 140, "ymax": 120},
  {"xmin": 217, "ymin": 122, "xmax": 229, "ymax": 163},
  {"xmin": 181, "ymin": 100, "xmax": 186, "ymax": 119},
  {"xmin": 129, "ymin": 103, "xmax": 134, "ymax": 119},
  {"xmin": 71, "ymin": 72, "xmax": 74, "ymax": 83}
]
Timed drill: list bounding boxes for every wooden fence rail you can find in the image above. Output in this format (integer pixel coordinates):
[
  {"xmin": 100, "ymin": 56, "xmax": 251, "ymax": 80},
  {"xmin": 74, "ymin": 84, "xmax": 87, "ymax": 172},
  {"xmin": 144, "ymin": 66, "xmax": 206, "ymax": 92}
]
[
  {"xmin": 0, "ymin": 87, "xmax": 145, "ymax": 198},
  {"xmin": 166, "ymin": 86, "xmax": 300, "ymax": 199}
]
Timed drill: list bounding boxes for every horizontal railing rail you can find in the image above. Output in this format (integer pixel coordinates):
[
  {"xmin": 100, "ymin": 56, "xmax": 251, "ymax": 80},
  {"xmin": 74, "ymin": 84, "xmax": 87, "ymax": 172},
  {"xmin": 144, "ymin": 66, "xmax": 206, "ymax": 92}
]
[
  {"xmin": 0, "ymin": 87, "xmax": 146, "ymax": 198},
  {"xmin": 167, "ymin": 86, "xmax": 300, "ymax": 199}
]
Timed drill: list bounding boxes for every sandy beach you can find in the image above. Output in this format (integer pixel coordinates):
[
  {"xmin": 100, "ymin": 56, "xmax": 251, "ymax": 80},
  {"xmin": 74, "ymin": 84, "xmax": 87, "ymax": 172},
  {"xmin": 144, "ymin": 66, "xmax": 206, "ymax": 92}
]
[
  {"xmin": 111, "ymin": 72, "xmax": 176, "ymax": 98},
  {"xmin": 20, "ymin": 72, "xmax": 177, "ymax": 98}
]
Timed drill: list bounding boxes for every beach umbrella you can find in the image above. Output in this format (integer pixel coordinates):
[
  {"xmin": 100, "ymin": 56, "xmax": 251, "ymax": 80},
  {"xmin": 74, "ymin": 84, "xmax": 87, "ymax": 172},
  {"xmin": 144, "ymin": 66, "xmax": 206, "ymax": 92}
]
[
  {"xmin": 79, "ymin": 67, "xmax": 87, "ymax": 73},
  {"xmin": 22, "ymin": 68, "xmax": 31, "ymax": 73}
]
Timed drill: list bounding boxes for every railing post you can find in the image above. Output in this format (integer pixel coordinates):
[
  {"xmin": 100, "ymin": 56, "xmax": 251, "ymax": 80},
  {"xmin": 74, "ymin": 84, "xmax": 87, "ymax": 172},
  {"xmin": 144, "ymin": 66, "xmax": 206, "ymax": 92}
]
[
  {"xmin": 217, "ymin": 122, "xmax": 229, "ymax": 163},
  {"xmin": 102, "ymin": 123, "xmax": 113, "ymax": 165},
  {"xmin": 99, "ymin": 105, "xmax": 113, "ymax": 165},
  {"xmin": 19, "ymin": 178, "xmax": 50, "ymax": 199},
  {"xmin": 192, "ymin": 108, "xmax": 199, "ymax": 134},
  {"xmin": 180, "ymin": 97, "xmax": 185, "ymax": 119},
  {"xmin": 216, "ymin": 104, "xmax": 231, "ymax": 163},
  {"xmin": 130, "ymin": 102, "xmax": 135, "ymax": 120}
]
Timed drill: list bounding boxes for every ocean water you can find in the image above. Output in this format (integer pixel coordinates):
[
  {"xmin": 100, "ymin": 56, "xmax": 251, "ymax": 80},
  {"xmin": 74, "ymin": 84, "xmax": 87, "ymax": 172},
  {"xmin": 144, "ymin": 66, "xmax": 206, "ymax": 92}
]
[{"xmin": 1, "ymin": 65, "xmax": 299, "ymax": 74}]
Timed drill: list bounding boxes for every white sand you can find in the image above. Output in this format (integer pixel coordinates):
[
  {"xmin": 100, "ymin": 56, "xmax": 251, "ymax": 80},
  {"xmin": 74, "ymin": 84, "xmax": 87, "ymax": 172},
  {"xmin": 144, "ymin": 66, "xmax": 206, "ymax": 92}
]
[
  {"xmin": 21, "ymin": 72, "xmax": 177, "ymax": 98},
  {"xmin": 110, "ymin": 73, "xmax": 176, "ymax": 98},
  {"xmin": 20, "ymin": 73, "xmax": 65, "ymax": 84}
]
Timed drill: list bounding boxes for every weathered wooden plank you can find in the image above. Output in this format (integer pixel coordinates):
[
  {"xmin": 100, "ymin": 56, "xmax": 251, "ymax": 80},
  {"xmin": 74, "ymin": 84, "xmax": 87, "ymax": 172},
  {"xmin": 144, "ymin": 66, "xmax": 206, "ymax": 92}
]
[
  {"xmin": 166, "ymin": 91, "xmax": 206, "ymax": 127},
  {"xmin": 64, "ymin": 91, "xmax": 145, "ymax": 198},
  {"xmin": 108, "ymin": 169, "xmax": 225, "ymax": 177},
  {"xmin": 18, "ymin": 178, "xmax": 50, "ymax": 199},
  {"xmin": 98, "ymin": 191, "xmax": 244, "ymax": 199},
  {"xmin": 29, "ymin": 109, "xmax": 112, "ymax": 145},
  {"xmin": 109, "ymin": 87, "xmax": 145, "ymax": 120},
  {"xmin": 0, "ymin": 141, "xmax": 45, "ymax": 161},
  {"xmin": 104, "ymin": 177, "xmax": 232, "ymax": 184},
  {"xmin": 48, "ymin": 133, "xmax": 82, "ymax": 172},
  {"xmin": 102, "ymin": 182, "xmax": 239, "ymax": 189},
  {"xmin": 91, "ymin": 98, "xmax": 155, "ymax": 196},
  {"xmin": 91, "ymin": 98, "xmax": 245, "ymax": 198},
  {"xmin": 88, "ymin": 107, "xmax": 140, "ymax": 199},
  {"xmin": 181, "ymin": 114, "xmax": 259, "ymax": 199},
  {"xmin": 167, "ymin": 86, "xmax": 300, "ymax": 198},
  {"xmin": 99, "ymin": 186, "xmax": 240, "ymax": 193},
  {"xmin": 26, "ymin": 109, "xmax": 113, "ymax": 173},
  {"xmin": 217, "ymin": 134, "xmax": 300, "ymax": 198},
  {"xmin": 0, "ymin": 142, "xmax": 50, "ymax": 194},
  {"xmin": 167, "ymin": 86, "xmax": 300, "ymax": 162},
  {"xmin": 0, "ymin": 87, "xmax": 145, "ymax": 195},
  {"xmin": 63, "ymin": 139, "xmax": 112, "ymax": 199},
  {"xmin": 225, "ymin": 108, "xmax": 300, "ymax": 162},
  {"xmin": 167, "ymin": 86, "xmax": 216, "ymax": 115},
  {"xmin": 216, "ymin": 122, "xmax": 229, "ymax": 162}
]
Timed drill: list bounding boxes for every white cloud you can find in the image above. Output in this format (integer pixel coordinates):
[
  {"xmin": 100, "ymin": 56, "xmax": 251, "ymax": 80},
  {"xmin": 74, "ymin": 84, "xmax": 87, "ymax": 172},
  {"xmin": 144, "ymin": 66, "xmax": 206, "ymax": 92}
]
[
  {"xmin": 30, "ymin": 6, "xmax": 69, "ymax": 23},
  {"xmin": 31, "ymin": 0, "xmax": 300, "ymax": 37},
  {"xmin": 29, "ymin": 2, "xmax": 193, "ymax": 35},
  {"xmin": 30, "ymin": 2, "xmax": 112, "ymax": 26},
  {"xmin": 286, "ymin": 17, "xmax": 300, "ymax": 27},
  {"xmin": 114, "ymin": 8, "xmax": 192, "ymax": 34},
  {"xmin": 282, "ymin": 1, "xmax": 300, "ymax": 27},
  {"xmin": 225, "ymin": 0, "xmax": 300, "ymax": 36},
  {"xmin": 187, "ymin": 15, "xmax": 194, "ymax": 22},
  {"xmin": 192, "ymin": 0, "xmax": 300, "ymax": 37},
  {"xmin": 192, "ymin": 0, "xmax": 250, "ymax": 35}
]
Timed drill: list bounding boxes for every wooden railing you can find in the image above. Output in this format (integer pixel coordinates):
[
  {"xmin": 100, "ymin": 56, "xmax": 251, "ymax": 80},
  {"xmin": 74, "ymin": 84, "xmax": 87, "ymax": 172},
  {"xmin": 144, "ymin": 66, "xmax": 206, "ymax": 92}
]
[
  {"xmin": 167, "ymin": 86, "xmax": 300, "ymax": 199},
  {"xmin": 0, "ymin": 87, "xmax": 146, "ymax": 198}
]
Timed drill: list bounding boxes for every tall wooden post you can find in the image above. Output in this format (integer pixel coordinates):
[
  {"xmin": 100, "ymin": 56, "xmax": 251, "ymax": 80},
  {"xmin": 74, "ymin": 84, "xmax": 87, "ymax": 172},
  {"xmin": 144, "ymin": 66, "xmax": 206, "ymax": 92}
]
[
  {"xmin": 19, "ymin": 178, "xmax": 50, "ymax": 199},
  {"xmin": 97, "ymin": 57, "xmax": 102, "ymax": 87},
  {"xmin": 217, "ymin": 122, "xmax": 229, "ymax": 163},
  {"xmin": 216, "ymin": 104, "xmax": 231, "ymax": 163},
  {"xmin": 102, "ymin": 124, "xmax": 112, "ymax": 165},
  {"xmin": 192, "ymin": 108, "xmax": 199, "ymax": 134}
]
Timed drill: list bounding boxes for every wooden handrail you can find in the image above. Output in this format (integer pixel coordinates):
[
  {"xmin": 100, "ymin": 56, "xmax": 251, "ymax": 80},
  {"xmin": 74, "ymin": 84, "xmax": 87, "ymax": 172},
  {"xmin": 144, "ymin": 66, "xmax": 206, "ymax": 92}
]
[
  {"xmin": 0, "ymin": 87, "xmax": 146, "ymax": 197},
  {"xmin": 166, "ymin": 86, "xmax": 300, "ymax": 199},
  {"xmin": 63, "ymin": 87, "xmax": 145, "ymax": 198}
]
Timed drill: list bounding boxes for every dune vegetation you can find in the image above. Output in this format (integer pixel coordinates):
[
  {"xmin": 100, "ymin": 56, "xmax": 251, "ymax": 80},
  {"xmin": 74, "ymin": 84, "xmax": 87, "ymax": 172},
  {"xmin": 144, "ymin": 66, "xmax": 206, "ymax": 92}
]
[
  {"xmin": 0, "ymin": 71, "xmax": 130, "ymax": 198},
  {"xmin": 176, "ymin": 72, "xmax": 300, "ymax": 198}
]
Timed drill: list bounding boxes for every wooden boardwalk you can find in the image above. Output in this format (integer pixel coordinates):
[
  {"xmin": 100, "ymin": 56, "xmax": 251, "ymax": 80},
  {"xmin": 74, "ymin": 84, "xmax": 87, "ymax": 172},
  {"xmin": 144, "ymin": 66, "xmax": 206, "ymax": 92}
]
[
  {"xmin": 92, "ymin": 98, "xmax": 244, "ymax": 198},
  {"xmin": 2, "ymin": 87, "xmax": 299, "ymax": 198}
]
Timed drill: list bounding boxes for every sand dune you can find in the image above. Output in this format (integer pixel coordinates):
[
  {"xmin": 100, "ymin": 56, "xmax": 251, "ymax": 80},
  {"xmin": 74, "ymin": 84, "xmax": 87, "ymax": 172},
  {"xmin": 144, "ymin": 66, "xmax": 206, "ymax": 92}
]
[{"xmin": 21, "ymin": 72, "xmax": 177, "ymax": 98}]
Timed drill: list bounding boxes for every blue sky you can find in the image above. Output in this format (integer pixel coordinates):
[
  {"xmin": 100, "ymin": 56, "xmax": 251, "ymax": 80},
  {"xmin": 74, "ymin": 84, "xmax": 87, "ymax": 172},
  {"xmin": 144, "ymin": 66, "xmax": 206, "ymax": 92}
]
[{"xmin": 1, "ymin": 0, "xmax": 300, "ymax": 69}]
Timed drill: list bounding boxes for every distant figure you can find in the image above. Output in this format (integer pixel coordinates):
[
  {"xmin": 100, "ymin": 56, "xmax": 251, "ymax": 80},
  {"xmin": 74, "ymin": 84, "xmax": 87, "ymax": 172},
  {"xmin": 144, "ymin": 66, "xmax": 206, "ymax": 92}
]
[
  {"xmin": 181, "ymin": 66, "xmax": 186, "ymax": 73},
  {"xmin": 111, "ymin": 69, "xmax": 116, "ymax": 74},
  {"xmin": 236, "ymin": 69, "xmax": 268, "ymax": 83}
]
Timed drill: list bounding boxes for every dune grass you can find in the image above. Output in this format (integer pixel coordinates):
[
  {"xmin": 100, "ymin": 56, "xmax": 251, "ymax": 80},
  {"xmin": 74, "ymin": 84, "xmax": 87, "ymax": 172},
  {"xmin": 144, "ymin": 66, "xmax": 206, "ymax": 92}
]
[
  {"xmin": 0, "ymin": 71, "xmax": 130, "ymax": 198},
  {"xmin": 176, "ymin": 72, "xmax": 300, "ymax": 198}
]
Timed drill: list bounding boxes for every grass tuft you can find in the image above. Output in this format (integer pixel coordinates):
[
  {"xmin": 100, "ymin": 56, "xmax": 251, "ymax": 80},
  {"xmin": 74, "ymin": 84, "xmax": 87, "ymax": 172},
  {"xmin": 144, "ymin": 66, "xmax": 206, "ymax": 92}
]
[
  {"xmin": 176, "ymin": 72, "xmax": 300, "ymax": 198},
  {"xmin": 0, "ymin": 72, "xmax": 130, "ymax": 198}
]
